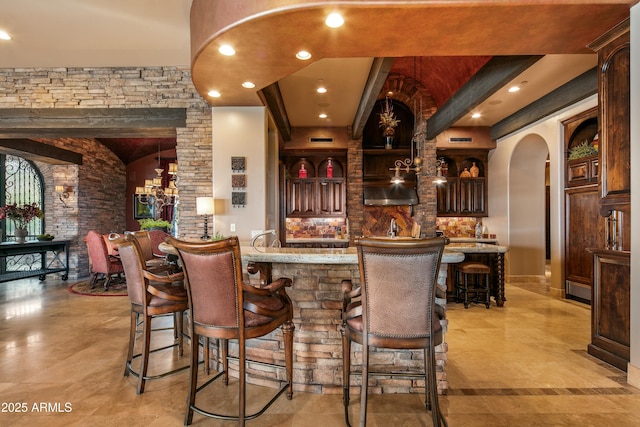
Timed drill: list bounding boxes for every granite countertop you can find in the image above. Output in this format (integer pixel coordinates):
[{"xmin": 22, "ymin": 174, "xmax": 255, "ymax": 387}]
[
  {"xmin": 448, "ymin": 237, "xmax": 498, "ymax": 244},
  {"xmin": 285, "ymin": 237, "xmax": 349, "ymax": 243},
  {"xmin": 240, "ymin": 245, "xmax": 465, "ymax": 264},
  {"xmin": 446, "ymin": 242, "xmax": 509, "ymax": 253}
]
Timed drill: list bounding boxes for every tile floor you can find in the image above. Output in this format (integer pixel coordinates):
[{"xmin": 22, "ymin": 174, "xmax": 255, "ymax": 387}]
[{"xmin": 1, "ymin": 276, "xmax": 639, "ymax": 426}]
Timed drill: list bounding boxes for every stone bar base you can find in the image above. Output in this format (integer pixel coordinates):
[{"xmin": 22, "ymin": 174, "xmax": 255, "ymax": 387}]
[{"xmin": 204, "ymin": 261, "xmax": 451, "ymax": 396}]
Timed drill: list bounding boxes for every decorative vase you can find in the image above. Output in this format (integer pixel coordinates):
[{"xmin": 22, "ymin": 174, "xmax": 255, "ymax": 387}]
[
  {"xmin": 470, "ymin": 162, "xmax": 479, "ymax": 177},
  {"xmin": 384, "ymin": 136, "xmax": 394, "ymax": 150},
  {"xmin": 15, "ymin": 228, "xmax": 28, "ymax": 244}
]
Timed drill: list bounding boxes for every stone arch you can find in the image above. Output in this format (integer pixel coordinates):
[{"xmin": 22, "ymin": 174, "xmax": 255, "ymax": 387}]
[{"xmin": 380, "ymin": 73, "xmax": 438, "ymax": 121}]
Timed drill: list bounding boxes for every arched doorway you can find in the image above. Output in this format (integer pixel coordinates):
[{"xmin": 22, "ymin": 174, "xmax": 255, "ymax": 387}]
[{"xmin": 507, "ymin": 134, "xmax": 549, "ymax": 280}]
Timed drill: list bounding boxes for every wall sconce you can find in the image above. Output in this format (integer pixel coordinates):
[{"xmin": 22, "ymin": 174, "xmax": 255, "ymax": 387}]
[
  {"xmin": 389, "ymin": 156, "xmax": 422, "ymax": 184},
  {"xmin": 196, "ymin": 196, "xmax": 215, "ymax": 240},
  {"xmin": 55, "ymin": 185, "xmax": 73, "ymax": 208}
]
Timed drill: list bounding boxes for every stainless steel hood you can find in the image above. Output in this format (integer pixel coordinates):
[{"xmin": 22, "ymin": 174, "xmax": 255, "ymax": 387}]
[{"xmin": 363, "ymin": 186, "xmax": 419, "ymax": 206}]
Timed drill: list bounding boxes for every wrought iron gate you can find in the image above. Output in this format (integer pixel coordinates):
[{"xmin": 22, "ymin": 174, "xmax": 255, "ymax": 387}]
[{"xmin": 1, "ymin": 154, "xmax": 45, "ymax": 273}]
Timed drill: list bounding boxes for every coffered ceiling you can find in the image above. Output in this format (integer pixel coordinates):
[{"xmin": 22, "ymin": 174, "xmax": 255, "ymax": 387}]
[{"xmin": 0, "ymin": 0, "xmax": 635, "ymax": 162}]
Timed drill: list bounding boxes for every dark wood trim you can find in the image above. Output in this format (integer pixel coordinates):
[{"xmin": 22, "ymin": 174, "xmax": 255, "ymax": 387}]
[
  {"xmin": 0, "ymin": 139, "xmax": 83, "ymax": 165},
  {"xmin": 0, "ymin": 108, "xmax": 186, "ymax": 139},
  {"xmin": 259, "ymin": 83, "xmax": 292, "ymax": 142},
  {"xmin": 491, "ymin": 68, "xmax": 598, "ymax": 140},
  {"xmin": 351, "ymin": 57, "xmax": 395, "ymax": 140},
  {"xmin": 426, "ymin": 56, "xmax": 543, "ymax": 140},
  {"xmin": 587, "ymin": 17, "xmax": 630, "ymax": 51}
]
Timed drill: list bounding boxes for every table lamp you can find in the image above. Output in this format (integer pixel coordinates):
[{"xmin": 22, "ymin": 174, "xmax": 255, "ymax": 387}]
[{"xmin": 196, "ymin": 196, "xmax": 215, "ymax": 240}]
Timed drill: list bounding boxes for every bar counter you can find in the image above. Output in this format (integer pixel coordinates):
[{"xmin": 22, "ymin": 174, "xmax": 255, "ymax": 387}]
[
  {"xmin": 446, "ymin": 242, "xmax": 509, "ymax": 306},
  {"xmin": 238, "ymin": 245, "xmax": 464, "ymax": 395},
  {"xmin": 160, "ymin": 241, "xmax": 464, "ymax": 395}
]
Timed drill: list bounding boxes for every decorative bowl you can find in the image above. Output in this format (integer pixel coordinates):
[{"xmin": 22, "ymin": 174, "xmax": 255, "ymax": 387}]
[{"xmin": 37, "ymin": 235, "xmax": 55, "ymax": 241}]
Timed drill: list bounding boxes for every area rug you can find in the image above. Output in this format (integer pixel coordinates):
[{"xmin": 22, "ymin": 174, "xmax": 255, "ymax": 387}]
[{"xmin": 68, "ymin": 279, "xmax": 128, "ymax": 297}]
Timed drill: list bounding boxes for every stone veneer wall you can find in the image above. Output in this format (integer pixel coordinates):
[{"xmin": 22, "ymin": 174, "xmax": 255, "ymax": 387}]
[
  {"xmin": 223, "ymin": 261, "xmax": 450, "ymax": 395},
  {"xmin": 346, "ymin": 133, "xmax": 364, "ymax": 243},
  {"xmin": 0, "ymin": 66, "xmax": 212, "ymax": 278}
]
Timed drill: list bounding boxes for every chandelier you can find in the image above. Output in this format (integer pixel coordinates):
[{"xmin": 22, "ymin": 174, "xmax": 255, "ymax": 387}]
[{"xmin": 135, "ymin": 154, "xmax": 178, "ymax": 220}]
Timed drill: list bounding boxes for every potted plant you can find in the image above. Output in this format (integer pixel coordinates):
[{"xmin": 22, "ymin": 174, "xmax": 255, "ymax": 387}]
[
  {"xmin": 568, "ymin": 140, "xmax": 598, "ymax": 160},
  {"xmin": 138, "ymin": 218, "xmax": 172, "ymax": 232},
  {"xmin": 0, "ymin": 203, "xmax": 44, "ymax": 243}
]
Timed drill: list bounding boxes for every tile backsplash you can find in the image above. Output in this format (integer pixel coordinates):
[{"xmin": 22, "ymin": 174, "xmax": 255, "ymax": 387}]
[
  {"xmin": 285, "ymin": 217, "xmax": 347, "ymax": 239},
  {"xmin": 436, "ymin": 217, "xmax": 482, "ymax": 237}
]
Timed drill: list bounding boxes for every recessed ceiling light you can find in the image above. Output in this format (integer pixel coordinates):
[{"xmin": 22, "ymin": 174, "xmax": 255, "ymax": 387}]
[
  {"xmin": 317, "ymin": 87, "xmax": 327, "ymax": 94},
  {"xmin": 0, "ymin": 31, "xmax": 11, "ymax": 40},
  {"xmin": 218, "ymin": 44, "xmax": 235, "ymax": 56},
  {"xmin": 508, "ymin": 86, "xmax": 520, "ymax": 93},
  {"xmin": 325, "ymin": 13, "xmax": 344, "ymax": 28},
  {"xmin": 319, "ymin": 113, "xmax": 328, "ymax": 119},
  {"xmin": 242, "ymin": 81, "xmax": 255, "ymax": 89},
  {"xmin": 471, "ymin": 112, "xmax": 481, "ymax": 119},
  {"xmin": 208, "ymin": 90, "xmax": 221, "ymax": 98},
  {"xmin": 296, "ymin": 50, "xmax": 311, "ymax": 60}
]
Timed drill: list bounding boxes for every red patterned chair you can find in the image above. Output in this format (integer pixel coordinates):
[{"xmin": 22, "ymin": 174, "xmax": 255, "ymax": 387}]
[{"xmin": 84, "ymin": 229, "xmax": 124, "ymax": 290}]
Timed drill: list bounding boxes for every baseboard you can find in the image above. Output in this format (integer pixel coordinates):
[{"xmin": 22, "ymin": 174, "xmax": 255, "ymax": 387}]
[
  {"xmin": 628, "ymin": 362, "xmax": 640, "ymax": 388},
  {"xmin": 506, "ymin": 275, "xmax": 546, "ymax": 284}
]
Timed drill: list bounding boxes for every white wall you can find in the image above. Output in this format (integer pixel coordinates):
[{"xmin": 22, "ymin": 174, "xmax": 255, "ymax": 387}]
[
  {"xmin": 628, "ymin": 3, "xmax": 640, "ymax": 387},
  {"xmin": 507, "ymin": 134, "xmax": 549, "ymax": 276},
  {"xmin": 211, "ymin": 107, "xmax": 272, "ymax": 243},
  {"xmin": 485, "ymin": 95, "xmax": 597, "ymax": 294}
]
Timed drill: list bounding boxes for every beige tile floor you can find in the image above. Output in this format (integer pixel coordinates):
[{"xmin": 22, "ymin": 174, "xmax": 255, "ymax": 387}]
[{"xmin": 1, "ymin": 276, "xmax": 639, "ymax": 426}]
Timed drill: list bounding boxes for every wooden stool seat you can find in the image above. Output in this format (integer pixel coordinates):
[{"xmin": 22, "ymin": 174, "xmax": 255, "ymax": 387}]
[
  {"xmin": 455, "ymin": 261, "xmax": 491, "ymax": 309},
  {"xmin": 457, "ymin": 262, "xmax": 491, "ymax": 275}
]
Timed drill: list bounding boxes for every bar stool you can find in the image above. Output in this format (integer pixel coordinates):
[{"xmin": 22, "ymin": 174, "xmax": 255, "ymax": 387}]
[{"xmin": 455, "ymin": 261, "xmax": 491, "ymax": 309}]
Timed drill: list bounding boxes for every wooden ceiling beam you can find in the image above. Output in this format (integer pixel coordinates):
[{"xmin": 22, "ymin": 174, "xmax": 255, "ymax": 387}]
[
  {"xmin": 352, "ymin": 58, "xmax": 395, "ymax": 140},
  {"xmin": 491, "ymin": 67, "xmax": 597, "ymax": 140},
  {"xmin": 259, "ymin": 83, "xmax": 292, "ymax": 142},
  {"xmin": 0, "ymin": 139, "xmax": 83, "ymax": 165},
  {"xmin": 0, "ymin": 108, "xmax": 186, "ymax": 138},
  {"xmin": 426, "ymin": 56, "xmax": 544, "ymax": 140}
]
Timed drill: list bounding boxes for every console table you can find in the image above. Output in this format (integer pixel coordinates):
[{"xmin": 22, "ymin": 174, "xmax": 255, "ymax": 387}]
[{"xmin": 0, "ymin": 240, "xmax": 70, "ymax": 282}]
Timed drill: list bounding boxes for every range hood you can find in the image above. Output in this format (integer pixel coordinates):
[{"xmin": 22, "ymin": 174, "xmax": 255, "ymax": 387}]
[{"xmin": 363, "ymin": 186, "xmax": 419, "ymax": 206}]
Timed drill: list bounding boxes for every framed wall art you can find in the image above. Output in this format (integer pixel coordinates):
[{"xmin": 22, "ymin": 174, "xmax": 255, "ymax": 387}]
[
  {"xmin": 231, "ymin": 156, "xmax": 246, "ymax": 172},
  {"xmin": 231, "ymin": 192, "xmax": 246, "ymax": 207},
  {"xmin": 133, "ymin": 197, "xmax": 155, "ymax": 219},
  {"xmin": 231, "ymin": 174, "xmax": 247, "ymax": 189}
]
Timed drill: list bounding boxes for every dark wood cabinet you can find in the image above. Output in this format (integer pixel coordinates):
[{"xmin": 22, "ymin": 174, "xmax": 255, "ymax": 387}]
[
  {"xmin": 563, "ymin": 107, "xmax": 602, "ymax": 303},
  {"xmin": 459, "ymin": 178, "xmax": 486, "ymax": 215},
  {"xmin": 567, "ymin": 156, "xmax": 598, "ymax": 186},
  {"xmin": 436, "ymin": 150, "xmax": 488, "ymax": 217},
  {"xmin": 285, "ymin": 154, "xmax": 346, "ymax": 218},
  {"xmin": 436, "ymin": 178, "xmax": 458, "ymax": 215},
  {"xmin": 564, "ymin": 187, "xmax": 606, "ymax": 302},
  {"xmin": 287, "ymin": 178, "xmax": 316, "ymax": 216},
  {"xmin": 587, "ymin": 248, "xmax": 630, "ymax": 371},
  {"xmin": 593, "ymin": 25, "xmax": 631, "ymax": 214},
  {"xmin": 584, "ymin": 19, "xmax": 630, "ymax": 370}
]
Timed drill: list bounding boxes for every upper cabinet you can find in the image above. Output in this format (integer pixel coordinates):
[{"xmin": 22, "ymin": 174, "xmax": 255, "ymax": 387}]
[
  {"xmin": 436, "ymin": 149, "xmax": 488, "ymax": 217},
  {"xmin": 588, "ymin": 18, "xmax": 630, "ymax": 251},
  {"xmin": 590, "ymin": 21, "xmax": 631, "ymax": 215},
  {"xmin": 285, "ymin": 154, "xmax": 346, "ymax": 217},
  {"xmin": 564, "ymin": 107, "xmax": 599, "ymax": 188}
]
